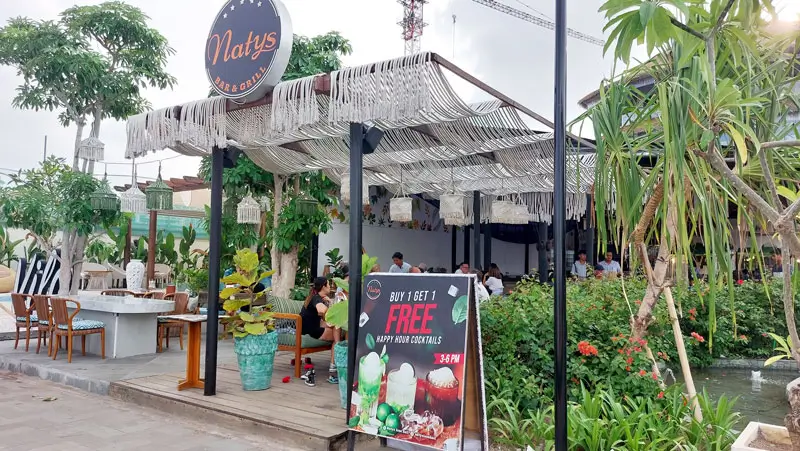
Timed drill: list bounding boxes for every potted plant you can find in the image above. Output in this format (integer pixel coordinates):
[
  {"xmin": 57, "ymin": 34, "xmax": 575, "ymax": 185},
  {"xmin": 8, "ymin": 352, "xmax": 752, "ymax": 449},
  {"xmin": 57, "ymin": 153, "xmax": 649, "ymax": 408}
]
[
  {"xmin": 220, "ymin": 249, "xmax": 277, "ymax": 391},
  {"xmin": 325, "ymin": 253, "xmax": 378, "ymax": 408}
]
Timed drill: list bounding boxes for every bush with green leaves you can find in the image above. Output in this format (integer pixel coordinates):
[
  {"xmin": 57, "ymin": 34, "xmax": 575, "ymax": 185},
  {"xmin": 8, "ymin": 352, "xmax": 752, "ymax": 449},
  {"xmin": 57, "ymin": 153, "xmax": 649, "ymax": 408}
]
[
  {"xmin": 481, "ymin": 277, "xmax": 800, "ymax": 413},
  {"xmin": 488, "ymin": 383, "xmax": 739, "ymax": 450}
]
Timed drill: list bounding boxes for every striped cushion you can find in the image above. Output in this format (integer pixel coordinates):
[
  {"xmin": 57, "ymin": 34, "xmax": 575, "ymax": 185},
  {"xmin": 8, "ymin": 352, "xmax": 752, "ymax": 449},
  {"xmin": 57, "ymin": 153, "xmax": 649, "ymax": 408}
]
[
  {"xmin": 270, "ymin": 296, "xmax": 303, "ymax": 315},
  {"xmin": 15, "ymin": 314, "xmax": 38, "ymax": 322},
  {"xmin": 57, "ymin": 319, "xmax": 104, "ymax": 331}
]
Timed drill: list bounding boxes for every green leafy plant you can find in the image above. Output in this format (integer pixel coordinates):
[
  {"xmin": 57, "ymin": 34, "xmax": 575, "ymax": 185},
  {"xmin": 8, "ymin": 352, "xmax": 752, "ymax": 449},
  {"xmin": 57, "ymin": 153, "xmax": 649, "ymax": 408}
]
[
  {"xmin": 0, "ymin": 224, "xmax": 23, "ymax": 266},
  {"xmin": 325, "ymin": 247, "xmax": 344, "ymax": 277},
  {"xmin": 84, "ymin": 238, "xmax": 115, "ymax": 264},
  {"xmin": 325, "ymin": 253, "xmax": 378, "ymax": 331},
  {"xmin": 185, "ymin": 267, "xmax": 209, "ymax": 297},
  {"xmin": 764, "ymin": 333, "xmax": 794, "ymax": 367},
  {"xmin": 219, "ymin": 249, "xmax": 276, "ymax": 338}
]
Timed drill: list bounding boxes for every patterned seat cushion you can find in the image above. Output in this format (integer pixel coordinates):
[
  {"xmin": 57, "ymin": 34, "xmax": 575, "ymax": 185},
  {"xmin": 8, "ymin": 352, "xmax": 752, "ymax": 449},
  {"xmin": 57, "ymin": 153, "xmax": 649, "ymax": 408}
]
[
  {"xmin": 38, "ymin": 320, "xmax": 49, "ymax": 326},
  {"xmin": 15, "ymin": 314, "xmax": 38, "ymax": 322},
  {"xmin": 57, "ymin": 319, "xmax": 104, "ymax": 331},
  {"xmin": 277, "ymin": 332, "xmax": 332, "ymax": 349}
]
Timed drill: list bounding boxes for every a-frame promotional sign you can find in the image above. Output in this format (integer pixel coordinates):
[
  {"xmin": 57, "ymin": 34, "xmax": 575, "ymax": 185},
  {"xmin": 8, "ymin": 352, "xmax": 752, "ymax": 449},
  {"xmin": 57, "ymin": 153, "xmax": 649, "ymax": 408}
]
[{"xmin": 346, "ymin": 273, "xmax": 488, "ymax": 450}]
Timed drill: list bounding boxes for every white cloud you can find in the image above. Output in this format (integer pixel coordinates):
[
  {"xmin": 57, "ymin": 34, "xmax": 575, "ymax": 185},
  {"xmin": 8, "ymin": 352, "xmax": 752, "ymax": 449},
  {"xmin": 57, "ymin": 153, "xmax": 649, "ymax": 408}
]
[{"xmin": 0, "ymin": 0, "xmax": 614, "ymax": 186}]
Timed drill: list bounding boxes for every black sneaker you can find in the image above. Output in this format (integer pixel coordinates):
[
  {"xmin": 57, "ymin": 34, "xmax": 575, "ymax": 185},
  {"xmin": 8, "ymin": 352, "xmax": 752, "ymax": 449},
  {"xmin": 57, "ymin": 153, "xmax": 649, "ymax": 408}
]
[{"xmin": 304, "ymin": 369, "xmax": 316, "ymax": 387}]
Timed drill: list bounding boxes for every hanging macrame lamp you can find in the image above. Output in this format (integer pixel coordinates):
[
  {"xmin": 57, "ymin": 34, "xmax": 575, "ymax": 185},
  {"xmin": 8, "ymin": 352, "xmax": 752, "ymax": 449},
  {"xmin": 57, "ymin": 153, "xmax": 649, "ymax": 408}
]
[
  {"xmin": 509, "ymin": 199, "xmax": 530, "ymax": 225},
  {"xmin": 120, "ymin": 160, "xmax": 147, "ymax": 214},
  {"xmin": 146, "ymin": 163, "xmax": 173, "ymax": 210},
  {"xmin": 237, "ymin": 194, "xmax": 261, "ymax": 224},
  {"xmin": 90, "ymin": 165, "xmax": 119, "ymax": 211},
  {"xmin": 260, "ymin": 196, "xmax": 271, "ymax": 213},
  {"xmin": 439, "ymin": 193, "xmax": 466, "ymax": 220},
  {"xmin": 389, "ymin": 172, "xmax": 413, "ymax": 222},
  {"xmin": 491, "ymin": 198, "xmax": 514, "ymax": 224},
  {"xmin": 340, "ymin": 172, "xmax": 369, "ymax": 206},
  {"xmin": 296, "ymin": 194, "xmax": 320, "ymax": 216},
  {"xmin": 78, "ymin": 136, "xmax": 105, "ymax": 162}
]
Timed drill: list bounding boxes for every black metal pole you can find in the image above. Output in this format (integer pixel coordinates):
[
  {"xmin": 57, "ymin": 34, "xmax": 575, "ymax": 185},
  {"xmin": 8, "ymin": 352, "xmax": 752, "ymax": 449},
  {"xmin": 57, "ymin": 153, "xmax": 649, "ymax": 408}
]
[
  {"xmin": 525, "ymin": 241, "xmax": 530, "ymax": 274},
  {"xmin": 472, "ymin": 191, "xmax": 481, "ymax": 270},
  {"xmin": 483, "ymin": 223, "xmax": 492, "ymax": 271},
  {"xmin": 463, "ymin": 226, "xmax": 470, "ymax": 266},
  {"xmin": 451, "ymin": 227, "xmax": 457, "ymax": 272},
  {"xmin": 204, "ymin": 146, "xmax": 223, "ymax": 396},
  {"xmin": 553, "ymin": 0, "xmax": 568, "ymax": 448},
  {"xmin": 346, "ymin": 123, "xmax": 364, "ymax": 449},
  {"xmin": 538, "ymin": 222, "xmax": 549, "ymax": 284}
]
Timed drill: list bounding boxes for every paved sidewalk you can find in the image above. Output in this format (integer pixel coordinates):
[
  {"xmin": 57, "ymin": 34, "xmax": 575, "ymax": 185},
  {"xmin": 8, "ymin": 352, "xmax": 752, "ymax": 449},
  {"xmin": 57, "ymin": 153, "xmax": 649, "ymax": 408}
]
[{"xmin": 0, "ymin": 371, "xmax": 303, "ymax": 451}]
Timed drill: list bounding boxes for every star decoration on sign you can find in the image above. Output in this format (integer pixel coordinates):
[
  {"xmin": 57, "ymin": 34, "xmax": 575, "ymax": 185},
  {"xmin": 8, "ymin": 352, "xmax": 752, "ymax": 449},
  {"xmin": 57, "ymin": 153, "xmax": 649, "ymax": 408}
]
[
  {"xmin": 223, "ymin": 12, "xmax": 228, "ymax": 18},
  {"xmin": 257, "ymin": 1, "xmax": 262, "ymax": 6},
  {"xmin": 240, "ymin": 0, "xmax": 245, "ymax": 3},
  {"xmin": 231, "ymin": 4, "xmax": 235, "ymax": 10}
]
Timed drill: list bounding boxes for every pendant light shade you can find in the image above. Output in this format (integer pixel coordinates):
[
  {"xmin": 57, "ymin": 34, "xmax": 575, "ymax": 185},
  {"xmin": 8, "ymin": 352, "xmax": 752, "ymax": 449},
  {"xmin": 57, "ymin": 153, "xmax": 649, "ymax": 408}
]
[
  {"xmin": 439, "ymin": 193, "xmax": 466, "ymax": 220},
  {"xmin": 390, "ymin": 197, "xmax": 413, "ymax": 222},
  {"xmin": 296, "ymin": 195, "xmax": 320, "ymax": 216},
  {"xmin": 340, "ymin": 172, "xmax": 369, "ymax": 206},
  {"xmin": 145, "ymin": 164, "xmax": 173, "ymax": 211},
  {"xmin": 78, "ymin": 136, "xmax": 105, "ymax": 162},
  {"xmin": 237, "ymin": 194, "xmax": 262, "ymax": 224},
  {"xmin": 260, "ymin": 196, "xmax": 271, "ymax": 212},
  {"xmin": 120, "ymin": 160, "xmax": 146, "ymax": 214},
  {"xmin": 491, "ymin": 198, "xmax": 514, "ymax": 224},
  {"xmin": 90, "ymin": 167, "xmax": 119, "ymax": 211}
]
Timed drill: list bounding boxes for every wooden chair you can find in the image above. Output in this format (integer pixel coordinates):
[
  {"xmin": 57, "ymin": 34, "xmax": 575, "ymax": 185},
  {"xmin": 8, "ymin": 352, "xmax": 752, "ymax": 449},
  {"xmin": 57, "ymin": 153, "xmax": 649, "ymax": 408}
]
[
  {"xmin": 49, "ymin": 297, "xmax": 105, "ymax": 363},
  {"xmin": 158, "ymin": 292, "xmax": 190, "ymax": 353},
  {"xmin": 101, "ymin": 289, "xmax": 136, "ymax": 297},
  {"xmin": 141, "ymin": 291, "xmax": 165, "ymax": 299},
  {"xmin": 32, "ymin": 295, "xmax": 51, "ymax": 355},
  {"xmin": 271, "ymin": 295, "xmax": 333, "ymax": 378},
  {"xmin": 10, "ymin": 293, "xmax": 37, "ymax": 352}
]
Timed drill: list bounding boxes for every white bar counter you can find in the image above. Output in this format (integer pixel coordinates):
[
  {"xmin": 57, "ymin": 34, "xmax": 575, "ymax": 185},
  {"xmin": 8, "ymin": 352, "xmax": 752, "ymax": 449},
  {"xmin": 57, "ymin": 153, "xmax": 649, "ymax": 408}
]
[{"xmin": 68, "ymin": 294, "xmax": 174, "ymax": 358}]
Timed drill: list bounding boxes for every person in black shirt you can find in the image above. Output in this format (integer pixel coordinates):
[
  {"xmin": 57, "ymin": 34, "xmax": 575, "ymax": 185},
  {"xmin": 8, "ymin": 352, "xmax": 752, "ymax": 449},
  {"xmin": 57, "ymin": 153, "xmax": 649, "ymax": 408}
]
[{"xmin": 300, "ymin": 277, "xmax": 341, "ymax": 385}]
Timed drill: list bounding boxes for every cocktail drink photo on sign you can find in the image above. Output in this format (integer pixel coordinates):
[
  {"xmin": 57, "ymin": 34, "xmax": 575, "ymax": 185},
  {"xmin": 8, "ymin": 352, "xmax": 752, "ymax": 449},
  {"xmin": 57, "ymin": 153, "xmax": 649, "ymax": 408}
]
[{"xmin": 348, "ymin": 273, "xmax": 476, "ymax": 450}]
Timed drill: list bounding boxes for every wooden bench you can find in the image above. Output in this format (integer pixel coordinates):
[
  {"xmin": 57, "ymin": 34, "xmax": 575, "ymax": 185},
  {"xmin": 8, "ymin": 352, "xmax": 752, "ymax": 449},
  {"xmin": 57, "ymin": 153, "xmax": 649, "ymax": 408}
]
[{"xmin": 270, "ymin": 296, "xmax": 333, "ymax": 378}]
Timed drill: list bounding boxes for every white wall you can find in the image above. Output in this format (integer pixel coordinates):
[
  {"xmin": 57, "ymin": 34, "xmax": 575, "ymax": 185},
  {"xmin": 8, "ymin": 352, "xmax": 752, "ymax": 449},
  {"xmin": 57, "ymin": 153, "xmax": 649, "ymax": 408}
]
[
  {"xmin": 453, "ymin": 228, "xmax": 539, "ymax": 275},
  {"xmin": 318, "ymin": 222, "xmax": 453, "ymax": 274}
]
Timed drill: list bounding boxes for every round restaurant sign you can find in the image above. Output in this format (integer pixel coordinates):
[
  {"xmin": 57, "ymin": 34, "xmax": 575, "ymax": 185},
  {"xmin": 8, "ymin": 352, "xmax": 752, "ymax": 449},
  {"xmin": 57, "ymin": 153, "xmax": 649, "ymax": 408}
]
[{"xmin": 205, "ymin": 0, "xmax": 293, "ymax": 103}]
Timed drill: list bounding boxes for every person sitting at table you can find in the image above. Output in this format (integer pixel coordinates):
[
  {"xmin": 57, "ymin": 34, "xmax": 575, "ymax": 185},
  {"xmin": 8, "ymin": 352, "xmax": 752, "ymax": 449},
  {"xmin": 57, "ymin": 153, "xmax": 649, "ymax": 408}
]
[
  {"xmin": 389, "ymin": 252, "xmax": 412, "ymax": 273},
  {"xmin": 571, "ymin": 250, "xmax": 589, "ymax": 280},
  {"xmin": 483, "ymin": 266, "xmax": 504, "ymax": 296},
  {"xmin": 455, "ymin": 261, "xmax": 470, "ymax": 274},
  {"xmin": 597, "ymin": 251, "xmax": 622, "ymax": 277},
  {"xmin": 299, "ymin": 277, "xmax": 340, "ymax": 386}
]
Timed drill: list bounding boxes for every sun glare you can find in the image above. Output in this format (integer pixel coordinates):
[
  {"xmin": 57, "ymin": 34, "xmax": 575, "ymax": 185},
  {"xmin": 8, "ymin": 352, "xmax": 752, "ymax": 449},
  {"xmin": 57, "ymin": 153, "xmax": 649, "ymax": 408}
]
[{"xmin": 777, "ymin": 0, "xmax": 800, "ymax": 21}]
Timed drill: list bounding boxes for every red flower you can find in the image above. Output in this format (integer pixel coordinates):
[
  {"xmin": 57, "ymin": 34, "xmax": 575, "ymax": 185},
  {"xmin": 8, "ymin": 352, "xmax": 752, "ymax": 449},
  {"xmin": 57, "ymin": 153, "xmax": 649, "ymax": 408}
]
[
  {"xmin": 626, "ymin": 357, "xmax": 633, "ymax": 365},
  {"xmin": 282, "ymin": 376, "xmax": 291, "ymax": 383},
  {"xmin": 690, "ymin": 332, "xmax": 705, "ymax": 343},
  {"xmin": 639, "ymin": 369, "xmax": 647, "ymax": 376},
  {"xmin": 737, "ymin": 279, "xmax": 744, "ymax": 285},
  {"xmin": 577, "ymin": 341, "xmax": 598, "ymax": 357},
  {"xmin": 618, "ymin": 349, "xmax": 624, "ymax": 354},
  {"xmin": 657, "ymin": 391, "xmax": 665, "ymax": 399},
  {"xmin": 625, "ymin": 366, "xmax": 631, "ymax": 372},
  {"xmin": 651, "ymin": 372, "xmax": 658, "ymax": 380}
]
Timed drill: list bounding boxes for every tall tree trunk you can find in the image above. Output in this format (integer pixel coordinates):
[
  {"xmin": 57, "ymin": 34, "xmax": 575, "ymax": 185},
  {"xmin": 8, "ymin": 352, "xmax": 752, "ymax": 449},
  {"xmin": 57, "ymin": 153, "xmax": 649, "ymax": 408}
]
[
  {"xmin": 664, "ymin": 286, "xmax": 701, "ymax": 421},
  {"xmin": 782, "ymin": 244, "xmax": 800, "ymax": 368},
  {"xmin": 58, "ymin": 230, "xmax": 76, "ymax": 295},
  {"xmin": 273, "ymin": 247, "xmax": 299, "ymax": 298},
  {"xmin": 271, "ymin": 175, "xmax": 283, "ymax": 278},
  {"xmin": 72, "ymin": 119, "xmax": 86, "ymax": 170},
  {"xmin": 69, "ymin": 234, "xmax": 87, "ymax": 295}
]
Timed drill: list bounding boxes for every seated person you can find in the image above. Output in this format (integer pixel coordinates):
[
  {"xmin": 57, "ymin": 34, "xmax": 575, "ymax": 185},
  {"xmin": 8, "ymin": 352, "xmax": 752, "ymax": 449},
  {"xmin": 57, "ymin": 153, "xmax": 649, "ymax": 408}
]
[
  {"xmin": 299, "ymin": 277, "xmax": 340, "ymax": 386},
  {"xmin": 483, "ymin": 267, "xmax": 504, "ymax": 296}
]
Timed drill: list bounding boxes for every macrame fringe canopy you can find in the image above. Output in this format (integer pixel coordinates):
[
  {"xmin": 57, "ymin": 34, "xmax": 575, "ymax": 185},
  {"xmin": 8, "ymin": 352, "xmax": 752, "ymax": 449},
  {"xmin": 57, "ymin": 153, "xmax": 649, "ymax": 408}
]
[
  {"xmin": 90, "ymin": 167, "xmax": 119, "ymax": 211},
  {"xmin": 146, "ymin": 164, "xmax": 173, "ymax": 211},
  {"xmin": 78, "ymin": 136, "xmax": 105, "ymax": 162},
  {"xmin": 237, "ymin": 194, "xmax": 262, "ymax": 225}
]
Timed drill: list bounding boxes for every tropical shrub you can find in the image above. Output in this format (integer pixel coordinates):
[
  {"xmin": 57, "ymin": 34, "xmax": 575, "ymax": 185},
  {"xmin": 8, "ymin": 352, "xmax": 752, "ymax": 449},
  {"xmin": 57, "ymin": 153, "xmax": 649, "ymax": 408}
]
[
  {"xmin": 487, "ymin": 383, "xmax": 740, "ymax": 450},
  {"xmin": 481, "ymin": 277, "xmax": 800, "ymax": 412}
]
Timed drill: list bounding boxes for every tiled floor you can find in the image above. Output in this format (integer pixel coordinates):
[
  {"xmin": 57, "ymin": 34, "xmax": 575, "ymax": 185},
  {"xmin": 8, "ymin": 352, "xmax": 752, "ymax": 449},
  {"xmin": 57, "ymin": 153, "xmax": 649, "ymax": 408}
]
[{"xmin": 0, "ymin": 371, "xmax": 297, "ymax": 451}]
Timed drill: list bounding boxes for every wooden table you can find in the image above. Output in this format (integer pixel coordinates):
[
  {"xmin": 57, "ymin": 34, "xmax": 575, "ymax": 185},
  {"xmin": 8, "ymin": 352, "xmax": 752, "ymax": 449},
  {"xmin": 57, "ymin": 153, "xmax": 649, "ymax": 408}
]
[{"xmin": 160, "ymin": 314, "xmax": 209, "ymax": 391}]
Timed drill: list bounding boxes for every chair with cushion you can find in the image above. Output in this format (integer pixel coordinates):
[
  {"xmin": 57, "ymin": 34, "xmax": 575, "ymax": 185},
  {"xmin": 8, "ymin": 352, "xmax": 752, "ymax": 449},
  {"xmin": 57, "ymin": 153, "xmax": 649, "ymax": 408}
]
[
  {"xmin": 11, "ymin": 293, "xmax": 37, "ymax": 351},
  {"xmin": 271, "ymin": 295, "xmax": 334, "ymax": 378},
  {"xmin": 32, "ymin": 295, "xmax": 51, "ymax": 355},
  {"xmin": 49, "ymin": 297, "xmax": 105, "ymax": 363},
  {"xmin": 157, "ymin": 292, "xmax": 190, "ymax": 353}
]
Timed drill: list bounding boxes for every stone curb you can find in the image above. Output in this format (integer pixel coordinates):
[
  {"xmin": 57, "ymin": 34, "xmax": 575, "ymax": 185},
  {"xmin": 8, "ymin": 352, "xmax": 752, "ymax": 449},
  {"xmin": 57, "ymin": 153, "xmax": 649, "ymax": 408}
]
[
  {"xmin": 0, "ymin": 354, "xmax": 110, "ymax": 395},
  {"xmin": 711, "ymin": 358, "xmax": 799, "ymax": 372}
]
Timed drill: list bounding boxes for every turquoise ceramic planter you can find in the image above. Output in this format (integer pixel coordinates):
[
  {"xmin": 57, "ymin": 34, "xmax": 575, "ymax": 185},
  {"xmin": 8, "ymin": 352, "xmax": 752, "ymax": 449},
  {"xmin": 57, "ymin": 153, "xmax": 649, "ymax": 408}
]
[
  {"xmin": 234, "ymin": 331, "xmax": 278, "ymax": 391},
  {"xmin": 334, "ymin": 341, "xmax": 349, "ymax": 409}
]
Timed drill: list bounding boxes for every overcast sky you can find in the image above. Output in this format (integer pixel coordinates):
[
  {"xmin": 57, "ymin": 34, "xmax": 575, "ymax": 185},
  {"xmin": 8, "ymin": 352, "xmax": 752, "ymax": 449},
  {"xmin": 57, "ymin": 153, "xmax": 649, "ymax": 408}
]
[{"xmin": 0, "ymin": 0, "xmax": 796, "ymax": 187}]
